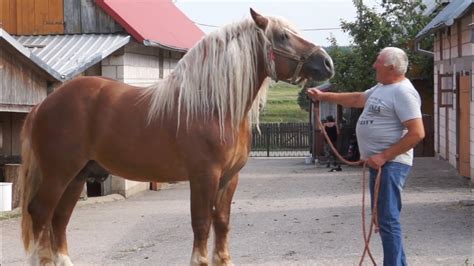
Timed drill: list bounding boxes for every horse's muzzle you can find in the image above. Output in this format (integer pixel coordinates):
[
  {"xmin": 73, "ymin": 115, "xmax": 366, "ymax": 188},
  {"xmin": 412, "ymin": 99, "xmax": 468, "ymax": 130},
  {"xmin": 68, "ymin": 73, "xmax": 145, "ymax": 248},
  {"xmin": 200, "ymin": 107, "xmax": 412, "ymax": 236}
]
[{"xmin": 305, "ymin": 49, "xmax": 334, "ymax": 81}]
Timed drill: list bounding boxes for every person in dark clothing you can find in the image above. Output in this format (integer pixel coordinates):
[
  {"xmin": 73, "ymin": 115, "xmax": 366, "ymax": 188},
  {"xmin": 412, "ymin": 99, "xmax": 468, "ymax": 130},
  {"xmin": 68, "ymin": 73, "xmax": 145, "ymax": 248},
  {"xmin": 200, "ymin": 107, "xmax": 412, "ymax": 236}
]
[{"xmin": 323, "ymin": 115, "xmax": 341, "ymax": 171}]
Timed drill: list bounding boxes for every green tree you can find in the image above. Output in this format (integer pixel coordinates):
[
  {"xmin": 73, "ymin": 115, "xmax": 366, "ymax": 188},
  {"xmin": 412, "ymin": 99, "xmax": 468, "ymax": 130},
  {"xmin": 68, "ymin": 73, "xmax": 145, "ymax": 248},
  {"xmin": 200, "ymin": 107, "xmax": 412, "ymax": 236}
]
[{"xmin": 328, "ymin": 0, "xmax": 434, "ymax": 92}]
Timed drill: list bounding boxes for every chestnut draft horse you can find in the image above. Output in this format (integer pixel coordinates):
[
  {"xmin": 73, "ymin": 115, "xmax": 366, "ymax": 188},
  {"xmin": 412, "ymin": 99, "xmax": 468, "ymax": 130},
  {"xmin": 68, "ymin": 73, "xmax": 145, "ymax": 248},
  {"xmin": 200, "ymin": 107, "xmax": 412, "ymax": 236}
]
[{"xmin": 19, "ymin": 9, "xmax": 334, "ymax": 266}]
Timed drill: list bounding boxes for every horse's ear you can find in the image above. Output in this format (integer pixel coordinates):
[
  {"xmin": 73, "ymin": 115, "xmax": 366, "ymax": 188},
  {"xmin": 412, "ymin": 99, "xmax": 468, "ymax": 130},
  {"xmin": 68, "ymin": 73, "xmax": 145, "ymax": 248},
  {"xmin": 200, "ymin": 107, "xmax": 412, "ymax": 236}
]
[{"xmin": 250, "ymin": 8, "xmax": 268, "ymax": 30}]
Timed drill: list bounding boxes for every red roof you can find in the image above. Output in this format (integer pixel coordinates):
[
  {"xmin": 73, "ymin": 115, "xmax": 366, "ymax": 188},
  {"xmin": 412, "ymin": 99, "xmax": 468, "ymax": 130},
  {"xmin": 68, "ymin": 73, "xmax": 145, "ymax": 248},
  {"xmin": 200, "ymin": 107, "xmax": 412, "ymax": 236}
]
[{"xmin": 96, "ymin": 0, "xmax": 204, "ymax": 51}]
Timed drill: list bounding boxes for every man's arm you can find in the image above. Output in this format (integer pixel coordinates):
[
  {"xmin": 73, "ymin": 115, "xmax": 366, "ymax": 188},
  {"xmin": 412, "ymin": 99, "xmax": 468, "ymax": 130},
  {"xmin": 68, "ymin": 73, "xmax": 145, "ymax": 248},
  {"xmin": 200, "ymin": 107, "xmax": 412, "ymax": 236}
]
[
  {"xmin": 306, "ymin": 89, "xmax": 366, "ymax": 108},
  {"xmin": 368, "ymin": 118, "xmax": 425, "ymax": 169}
]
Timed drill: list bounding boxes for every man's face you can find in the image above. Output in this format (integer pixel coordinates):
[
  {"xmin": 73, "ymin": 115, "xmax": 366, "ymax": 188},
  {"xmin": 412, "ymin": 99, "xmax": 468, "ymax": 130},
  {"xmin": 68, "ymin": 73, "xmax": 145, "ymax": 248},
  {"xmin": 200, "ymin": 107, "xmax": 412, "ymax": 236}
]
[{"xmin": 372, "ymin": 53, "xmax": 392, "ymax": 84}]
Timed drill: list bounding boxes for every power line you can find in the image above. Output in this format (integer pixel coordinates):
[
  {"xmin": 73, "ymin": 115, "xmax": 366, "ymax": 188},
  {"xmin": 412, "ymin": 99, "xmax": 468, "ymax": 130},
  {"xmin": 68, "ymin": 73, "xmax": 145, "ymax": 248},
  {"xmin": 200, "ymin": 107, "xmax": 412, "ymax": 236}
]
[
  {"xmin": 301, "ymin": 27, "xmax": 342, "ymax": 31},
  {"xmin": 192, "ymin": 21, "xmax": 341, "ymax": 31}
]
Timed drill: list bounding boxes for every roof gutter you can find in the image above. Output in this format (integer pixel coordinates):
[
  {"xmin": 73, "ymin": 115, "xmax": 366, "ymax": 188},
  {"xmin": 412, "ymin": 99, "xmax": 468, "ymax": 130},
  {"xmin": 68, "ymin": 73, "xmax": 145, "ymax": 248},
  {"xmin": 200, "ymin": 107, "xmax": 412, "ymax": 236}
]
[
  {"xmin": 414, "ymin": 35, "xmax": 434, "ymax": 56},
  {"xmin": 143, "ymin": 39, "xmax": 188, "ymax": 53}
]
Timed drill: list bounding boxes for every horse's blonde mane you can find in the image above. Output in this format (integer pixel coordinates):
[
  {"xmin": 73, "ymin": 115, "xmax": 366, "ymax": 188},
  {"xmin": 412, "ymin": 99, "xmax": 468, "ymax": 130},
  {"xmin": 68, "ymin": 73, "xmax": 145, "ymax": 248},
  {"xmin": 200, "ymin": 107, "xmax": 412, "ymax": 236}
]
[{"xmin": 143, "ymin": 16, "xmax": 296, "ymax": 137}]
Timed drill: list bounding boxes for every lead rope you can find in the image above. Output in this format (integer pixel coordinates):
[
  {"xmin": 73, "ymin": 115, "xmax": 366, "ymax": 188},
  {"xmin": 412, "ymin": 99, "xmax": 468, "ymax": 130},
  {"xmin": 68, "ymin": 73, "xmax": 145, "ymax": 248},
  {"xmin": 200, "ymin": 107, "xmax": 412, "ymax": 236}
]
[{"xmin": 316, "ymin": 116, "xmax": 381, "ymax": 266}]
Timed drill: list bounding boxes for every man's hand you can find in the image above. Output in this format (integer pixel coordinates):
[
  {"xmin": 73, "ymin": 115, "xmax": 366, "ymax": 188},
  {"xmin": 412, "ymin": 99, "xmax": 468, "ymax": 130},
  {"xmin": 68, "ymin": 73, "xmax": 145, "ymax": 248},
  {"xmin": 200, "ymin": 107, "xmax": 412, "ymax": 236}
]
[
  {"xmin": 367, "ymin": 153, "xmax": 388, "ymax": 169},
  {"xmin": 306, "ymin": 88, "xmax": 324, "ymax": 101},
  {"xmin": 306, "ymin": 89, "xmax": 366, "ymax": 108}
]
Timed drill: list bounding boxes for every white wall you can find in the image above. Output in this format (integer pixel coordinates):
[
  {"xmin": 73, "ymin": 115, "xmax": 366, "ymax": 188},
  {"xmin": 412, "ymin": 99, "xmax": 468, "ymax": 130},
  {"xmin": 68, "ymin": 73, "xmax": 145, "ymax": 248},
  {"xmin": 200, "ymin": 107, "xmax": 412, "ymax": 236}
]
[{"xmin": 433, "ymin": 10, "xmax": 473, "ymax": 179}]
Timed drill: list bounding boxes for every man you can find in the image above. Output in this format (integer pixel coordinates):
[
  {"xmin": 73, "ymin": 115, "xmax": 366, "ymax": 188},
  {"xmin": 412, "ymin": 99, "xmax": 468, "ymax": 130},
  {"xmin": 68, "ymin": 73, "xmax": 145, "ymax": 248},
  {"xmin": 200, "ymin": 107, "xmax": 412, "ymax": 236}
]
[
  {"xmin": 307, "ymin": 47, "xmax": 425, "ymax": 266},
  {"xmin": 323, "ymin": 115, "xmax": 341, "ymax": 171}
]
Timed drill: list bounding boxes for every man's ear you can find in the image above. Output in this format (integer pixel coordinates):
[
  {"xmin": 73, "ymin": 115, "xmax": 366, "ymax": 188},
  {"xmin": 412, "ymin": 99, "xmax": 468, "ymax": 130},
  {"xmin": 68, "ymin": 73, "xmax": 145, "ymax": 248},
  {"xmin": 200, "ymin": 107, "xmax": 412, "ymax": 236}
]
[{"xmin": 250, "ymin": 8, "xmax": 268, "ymax": 31}]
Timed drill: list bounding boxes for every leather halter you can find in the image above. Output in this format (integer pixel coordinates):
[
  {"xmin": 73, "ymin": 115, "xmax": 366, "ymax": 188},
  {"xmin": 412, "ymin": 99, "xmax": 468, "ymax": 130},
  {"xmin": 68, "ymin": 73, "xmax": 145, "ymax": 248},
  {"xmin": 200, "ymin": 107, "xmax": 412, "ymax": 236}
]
[
  {"xmin": 272, "ymin": 46, "xmax": 322, "ymax": 84},
  {"xmin": 259, "ymin": 28, "xmax": 322, "ymax": 84}
]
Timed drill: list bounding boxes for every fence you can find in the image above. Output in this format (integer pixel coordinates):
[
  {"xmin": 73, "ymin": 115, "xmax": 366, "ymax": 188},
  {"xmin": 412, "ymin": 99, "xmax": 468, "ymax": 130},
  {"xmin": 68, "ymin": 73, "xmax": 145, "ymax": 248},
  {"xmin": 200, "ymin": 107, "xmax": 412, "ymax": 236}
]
[{"xmin": 251, "ymin": 122, "xmax": 311, "ymax": 157}]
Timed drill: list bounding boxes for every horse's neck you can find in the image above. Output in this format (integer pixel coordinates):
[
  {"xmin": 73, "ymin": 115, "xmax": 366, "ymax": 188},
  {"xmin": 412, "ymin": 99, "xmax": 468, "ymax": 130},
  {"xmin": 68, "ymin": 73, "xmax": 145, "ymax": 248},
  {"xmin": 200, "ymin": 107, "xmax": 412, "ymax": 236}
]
[{"xmin": 243, "ymin": 49, "xmax": 269, "ymax": 114}]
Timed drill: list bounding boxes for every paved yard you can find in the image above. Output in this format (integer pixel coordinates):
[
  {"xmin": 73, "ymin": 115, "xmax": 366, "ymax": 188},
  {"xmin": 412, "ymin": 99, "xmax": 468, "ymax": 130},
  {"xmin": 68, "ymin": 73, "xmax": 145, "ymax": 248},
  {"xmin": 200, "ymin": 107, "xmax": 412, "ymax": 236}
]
[{"xmin": 0, "ymin": 157, "xmax": 472, "ymax": 265}]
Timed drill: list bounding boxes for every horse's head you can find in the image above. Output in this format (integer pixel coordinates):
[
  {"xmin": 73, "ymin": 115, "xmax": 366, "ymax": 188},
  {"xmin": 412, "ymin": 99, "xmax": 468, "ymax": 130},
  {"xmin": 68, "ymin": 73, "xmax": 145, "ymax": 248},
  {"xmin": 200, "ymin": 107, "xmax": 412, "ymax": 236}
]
[{"xmin": 250, "ymin": 8, "xmax": 334, "ymax": 84}]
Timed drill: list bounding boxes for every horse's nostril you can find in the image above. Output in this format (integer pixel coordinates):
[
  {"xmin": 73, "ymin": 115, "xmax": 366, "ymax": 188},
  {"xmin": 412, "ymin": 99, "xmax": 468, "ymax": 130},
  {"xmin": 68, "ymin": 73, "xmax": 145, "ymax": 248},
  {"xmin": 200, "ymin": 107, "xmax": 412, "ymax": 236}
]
[{"xmin": 324, "ymin": 58, "xmax": 332, "ymax": 71}]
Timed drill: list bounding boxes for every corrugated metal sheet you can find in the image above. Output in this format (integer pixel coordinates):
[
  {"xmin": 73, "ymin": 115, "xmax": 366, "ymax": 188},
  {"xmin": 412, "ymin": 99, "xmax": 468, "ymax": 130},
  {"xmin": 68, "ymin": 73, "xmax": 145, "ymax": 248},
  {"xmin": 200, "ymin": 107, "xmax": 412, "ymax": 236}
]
[
  {"xmin": 0, "ymin": 28, "xmax": 54, "ymax": 80},
  {"xmin": 416, "ymin": 0, "xmax": 473, "ymax": 39},
  {"xmin": 15, "ymin": 34, "xmax": 130, "ymax": 81},
  {"xmin": 96, "ymin": 0, "xmax": 204, "ymax": 52}
]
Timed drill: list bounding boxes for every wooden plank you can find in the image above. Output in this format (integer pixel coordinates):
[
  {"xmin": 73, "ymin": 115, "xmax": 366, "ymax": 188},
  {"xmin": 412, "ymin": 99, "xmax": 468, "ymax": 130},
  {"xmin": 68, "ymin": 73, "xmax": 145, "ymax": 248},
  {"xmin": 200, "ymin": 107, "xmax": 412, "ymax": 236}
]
[
  {"xmin": 0, "ymin": 113, "xmax": 12, "ymax": 158},
  {"xmin": 45, "ymin": 0, "xmax": 64, "ymax": 33},
  {"xmin": 18, "ymin": 0, "xmax": 36, "ymax": 34},
  {"xmin": 97, "ymin": 5, "xmax": 111, "ymax": 32},
  {"xmin": 459, "ymin": 75, "xmax": 471, "ymax": 177},
  {"xmin": 0, "ymin": 48, "xmax": 48, "ymax": 106},
  {"xmin": 34, "ymin": 0, "xmax": 47, "ymax": 34},
  {"xmin": 0, "ymin": 0, "xmax": 18, "ymax": 33},
  {"xmin": 15, "ymin": 0, "xmax": 24, "ymax": 34},
  {"xmin": 64, "ymin": 0, "xmax": 81, "ymax": 33},
  {"xmin": 11, "ymin": 113, "xmax": 26, "ymax": 156},
  {"xmin": 80, "ymin": 0, "xmax": 98, "ymax": 33}
]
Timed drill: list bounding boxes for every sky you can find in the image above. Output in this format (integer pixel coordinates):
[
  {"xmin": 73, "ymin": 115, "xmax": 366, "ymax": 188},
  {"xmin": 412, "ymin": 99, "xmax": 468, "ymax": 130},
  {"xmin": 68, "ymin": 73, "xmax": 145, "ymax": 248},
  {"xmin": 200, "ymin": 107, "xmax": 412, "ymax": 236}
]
[{"xmin": 174, "ymin": 0, "xmax": 382, "ymax": 47}]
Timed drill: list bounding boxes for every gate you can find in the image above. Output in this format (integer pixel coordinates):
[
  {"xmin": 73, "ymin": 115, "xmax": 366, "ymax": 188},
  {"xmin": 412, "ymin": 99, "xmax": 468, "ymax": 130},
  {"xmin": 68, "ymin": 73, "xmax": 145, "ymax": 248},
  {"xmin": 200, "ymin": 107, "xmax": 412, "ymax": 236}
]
[{"xmin": 251, "ymin": 122, "xmax": 311, "ymax": 157}]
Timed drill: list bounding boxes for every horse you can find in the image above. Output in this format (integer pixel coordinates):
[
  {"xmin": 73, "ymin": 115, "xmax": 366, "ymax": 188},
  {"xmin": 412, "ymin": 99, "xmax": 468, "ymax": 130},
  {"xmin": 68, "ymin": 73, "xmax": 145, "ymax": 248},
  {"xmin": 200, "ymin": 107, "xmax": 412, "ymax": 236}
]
[{"xmin": 18, "ymin": 8, "xmax": 334, "ymax": 266}]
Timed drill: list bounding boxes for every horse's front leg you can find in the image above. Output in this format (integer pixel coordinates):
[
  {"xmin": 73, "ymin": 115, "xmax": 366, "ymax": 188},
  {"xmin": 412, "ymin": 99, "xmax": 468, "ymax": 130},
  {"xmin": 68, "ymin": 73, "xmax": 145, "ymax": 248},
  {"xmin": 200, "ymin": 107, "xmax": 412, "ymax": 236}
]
[
  {"xmin": 189, "ymin": 176, "xmax": 219, "ymax": 266},
  {"xmin": 212, "ymin": 175, "xmax": 239, "ymax": 266}
]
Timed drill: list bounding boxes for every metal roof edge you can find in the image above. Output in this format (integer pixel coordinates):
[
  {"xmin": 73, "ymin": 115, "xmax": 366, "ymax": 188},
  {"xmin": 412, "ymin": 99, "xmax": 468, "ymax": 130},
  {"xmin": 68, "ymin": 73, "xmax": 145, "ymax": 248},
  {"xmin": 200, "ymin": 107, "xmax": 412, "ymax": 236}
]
[
  {"xmin": 0, "ymin": 28, "xmax": 62, "ymax": 81},
  {"xmin": 0, "ymin": 28, "xmax": 31, "ymax": 57},
  {"xmin": 29, "ymin": 53, "xmax": 64, "ymax": 81},
  {"xmin": 415, "ymin": 1, "xmax": 474, "ymax": 41},
  {"xmin": 143, "ymin": 39, "xmax": 188, "ymax": 53},
  {"xmin": 60, "ymin": 35, "xmax": 131, "ymax": 80}
]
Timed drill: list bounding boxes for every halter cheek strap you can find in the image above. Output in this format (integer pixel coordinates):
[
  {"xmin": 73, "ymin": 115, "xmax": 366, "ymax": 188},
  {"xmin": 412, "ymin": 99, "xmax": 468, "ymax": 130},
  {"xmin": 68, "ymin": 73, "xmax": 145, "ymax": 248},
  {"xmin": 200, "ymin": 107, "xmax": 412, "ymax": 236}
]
[
  {"xmin": 264, "ymin": 37, "xmax": 278, "ymax": 81},
  {"xmin": 258, "ymin": 27, "xmax": 321, "ymax": 84},
  {"xmin": 273, "ymin": 46, "xmax": 321, "ymax": 84}
]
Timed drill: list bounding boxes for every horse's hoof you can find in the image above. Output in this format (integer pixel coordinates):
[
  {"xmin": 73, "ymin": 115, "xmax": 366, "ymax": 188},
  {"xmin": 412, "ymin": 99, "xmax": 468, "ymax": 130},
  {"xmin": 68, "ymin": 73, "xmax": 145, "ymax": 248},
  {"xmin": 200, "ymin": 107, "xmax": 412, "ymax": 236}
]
[
  {"xmin": 212, "ymin": 253, "xmax": 233, "ymax": 266},
  {"xmin": 55, "ymin": 254, "xmax": 74, "ymax": 266},
  {"xmin": 190, "ymin": 253, "xmax": 209, "ymax": 266}
]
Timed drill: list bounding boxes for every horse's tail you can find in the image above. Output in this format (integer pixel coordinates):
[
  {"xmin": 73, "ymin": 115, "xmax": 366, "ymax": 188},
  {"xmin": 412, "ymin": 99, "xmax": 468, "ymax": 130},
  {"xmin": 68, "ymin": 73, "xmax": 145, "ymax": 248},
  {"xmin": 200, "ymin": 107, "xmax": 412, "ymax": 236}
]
[{"xmin": 19, "ymin": 106, "xmax": 41, "ymax": 252}]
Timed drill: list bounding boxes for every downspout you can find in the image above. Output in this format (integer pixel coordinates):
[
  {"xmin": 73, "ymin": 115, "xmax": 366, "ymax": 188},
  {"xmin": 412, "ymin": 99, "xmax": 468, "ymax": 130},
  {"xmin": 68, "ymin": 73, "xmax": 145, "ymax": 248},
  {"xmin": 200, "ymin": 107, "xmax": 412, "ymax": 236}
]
[{"xmin": 414, "ymin": 35, "xmax": 434, "ymax": 56}]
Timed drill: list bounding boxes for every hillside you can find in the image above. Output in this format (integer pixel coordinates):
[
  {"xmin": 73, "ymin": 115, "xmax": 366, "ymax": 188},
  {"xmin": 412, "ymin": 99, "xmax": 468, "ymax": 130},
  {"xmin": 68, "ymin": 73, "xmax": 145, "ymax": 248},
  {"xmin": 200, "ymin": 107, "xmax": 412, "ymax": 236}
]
[{"xmin": 259, "ymin": 82, "xmax": 309, "ymax": 123}]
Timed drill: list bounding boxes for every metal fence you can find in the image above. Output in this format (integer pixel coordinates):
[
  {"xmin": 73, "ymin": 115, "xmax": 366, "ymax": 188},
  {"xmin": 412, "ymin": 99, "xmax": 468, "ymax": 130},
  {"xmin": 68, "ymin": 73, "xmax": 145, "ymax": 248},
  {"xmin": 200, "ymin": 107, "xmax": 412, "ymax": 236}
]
[{"xmin": 250, "ymin": 122, "xmax": 311, "ymax": 157}]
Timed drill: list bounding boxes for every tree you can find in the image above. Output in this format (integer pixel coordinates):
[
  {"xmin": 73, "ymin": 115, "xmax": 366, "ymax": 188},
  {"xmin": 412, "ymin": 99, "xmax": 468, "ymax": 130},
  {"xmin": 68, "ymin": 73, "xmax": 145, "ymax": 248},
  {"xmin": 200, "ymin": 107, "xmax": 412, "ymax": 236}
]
[{"xmin": 328, "ymin": 0, "xmax": 434, "ymax": 92}]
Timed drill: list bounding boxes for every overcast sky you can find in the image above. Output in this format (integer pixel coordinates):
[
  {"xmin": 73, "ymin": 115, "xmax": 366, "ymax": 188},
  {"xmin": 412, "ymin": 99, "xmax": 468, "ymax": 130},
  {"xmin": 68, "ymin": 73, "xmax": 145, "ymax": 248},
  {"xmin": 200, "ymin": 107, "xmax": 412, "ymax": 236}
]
[{"xmin": 174, "ymin": 0, "xmax": 382, "ymax": 47}]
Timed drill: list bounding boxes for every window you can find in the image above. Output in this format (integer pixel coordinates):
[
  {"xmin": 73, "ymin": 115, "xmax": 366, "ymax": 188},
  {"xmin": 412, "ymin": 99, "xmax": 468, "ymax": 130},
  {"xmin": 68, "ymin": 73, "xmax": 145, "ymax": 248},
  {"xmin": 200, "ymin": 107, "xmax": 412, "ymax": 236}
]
[{"xmin": 438, "ymin": 74, "xmax": 454, "ymax": 107}]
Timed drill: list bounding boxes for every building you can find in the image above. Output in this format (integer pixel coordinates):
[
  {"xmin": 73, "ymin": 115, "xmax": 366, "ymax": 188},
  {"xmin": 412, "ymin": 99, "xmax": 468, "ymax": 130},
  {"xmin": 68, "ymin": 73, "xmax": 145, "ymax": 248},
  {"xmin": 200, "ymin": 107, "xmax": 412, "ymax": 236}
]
[
  {"xmin": 0, "ymin": 0, "xmax": 204, "ymax": 206},
  {"xmin": 415, "ymin": 0, "xmax": 474, "ymax": 179}
]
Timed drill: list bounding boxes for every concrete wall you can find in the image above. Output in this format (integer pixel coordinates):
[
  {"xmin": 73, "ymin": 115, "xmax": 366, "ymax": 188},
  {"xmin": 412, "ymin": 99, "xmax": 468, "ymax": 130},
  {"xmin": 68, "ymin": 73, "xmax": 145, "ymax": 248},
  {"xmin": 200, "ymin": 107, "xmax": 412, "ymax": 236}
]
[
  {"xmin": 100, "ymin": 42, "xmax": 184, "ymax": 197},
  {"xmin": 102, "ymin": 42, "xmax": 182, "ymax": 86}
]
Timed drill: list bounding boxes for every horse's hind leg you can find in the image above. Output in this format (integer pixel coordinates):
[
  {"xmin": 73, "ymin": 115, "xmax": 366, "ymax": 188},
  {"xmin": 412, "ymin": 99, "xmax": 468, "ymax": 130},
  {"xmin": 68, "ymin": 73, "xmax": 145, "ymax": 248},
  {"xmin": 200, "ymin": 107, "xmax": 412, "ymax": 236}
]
[
  {"xmin": 52, "ymin": 161, "xmax": 104, "ymax": 265},
  {"xmin": 26, "ymin": 176, "xmax": 72, "ymax": 265},
  {"xmin": 51, "ymin": 164, "xmax": 93, "ymax": 265},
  {"xmin": 212, "ymin": 175, "xmax": 239, "ymax": 266},
  {"xmin": 27, "ymin": 164, "xmax": 85, "ymax": 265}
]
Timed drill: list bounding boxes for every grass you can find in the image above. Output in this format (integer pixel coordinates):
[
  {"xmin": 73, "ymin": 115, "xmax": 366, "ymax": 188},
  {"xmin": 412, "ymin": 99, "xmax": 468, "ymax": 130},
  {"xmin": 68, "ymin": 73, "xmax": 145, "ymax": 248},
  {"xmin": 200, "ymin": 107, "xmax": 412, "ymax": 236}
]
[{"xmin": 259, "ymin": 82, "xmax": 309, "ymax": 123}]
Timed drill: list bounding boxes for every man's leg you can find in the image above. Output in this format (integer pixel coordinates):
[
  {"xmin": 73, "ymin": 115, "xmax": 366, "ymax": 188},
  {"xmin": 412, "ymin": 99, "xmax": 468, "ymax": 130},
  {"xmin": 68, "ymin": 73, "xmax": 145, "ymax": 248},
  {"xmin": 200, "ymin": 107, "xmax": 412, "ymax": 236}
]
[{"xmin": 370, "ymin": 162, "xmax": 411, "ymax": 266}]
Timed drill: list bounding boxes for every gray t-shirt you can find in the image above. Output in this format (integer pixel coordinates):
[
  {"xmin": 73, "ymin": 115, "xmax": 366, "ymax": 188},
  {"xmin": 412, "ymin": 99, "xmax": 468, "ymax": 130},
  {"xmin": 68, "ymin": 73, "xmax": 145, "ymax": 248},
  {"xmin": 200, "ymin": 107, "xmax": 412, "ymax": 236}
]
[{"xmin": 356, "ymin": 79, "xmax": 422, "ymax": 166}]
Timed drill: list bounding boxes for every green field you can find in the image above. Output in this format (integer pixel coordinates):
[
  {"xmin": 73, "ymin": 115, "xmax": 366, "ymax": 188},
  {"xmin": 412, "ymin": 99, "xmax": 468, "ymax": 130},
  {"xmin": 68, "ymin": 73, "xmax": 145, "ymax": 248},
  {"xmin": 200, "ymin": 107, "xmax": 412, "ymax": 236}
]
[{"xmin": 259, "ymin": 82, "xmax": 309, "ymax": 123}]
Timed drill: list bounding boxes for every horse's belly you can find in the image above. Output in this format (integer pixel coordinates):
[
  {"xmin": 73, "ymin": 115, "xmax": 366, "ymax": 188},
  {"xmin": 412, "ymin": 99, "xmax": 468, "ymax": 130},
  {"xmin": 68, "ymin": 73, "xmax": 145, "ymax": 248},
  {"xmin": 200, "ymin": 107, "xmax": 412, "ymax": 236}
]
[{"xmin": 95, "ymin": 156, "xmax": 189, "ymax": 183}]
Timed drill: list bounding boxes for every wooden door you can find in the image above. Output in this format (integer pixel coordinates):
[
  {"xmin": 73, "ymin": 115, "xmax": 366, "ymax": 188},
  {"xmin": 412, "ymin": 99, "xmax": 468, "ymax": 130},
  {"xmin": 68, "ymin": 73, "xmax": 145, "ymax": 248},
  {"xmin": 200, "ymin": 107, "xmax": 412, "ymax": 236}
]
[
  {"xmin": 459, "ymin": 74, "xmax": 471, "ymax": 178},
  {"xmin": 1, "ymin": 0, "xmax": 64, "ymax": 35}
]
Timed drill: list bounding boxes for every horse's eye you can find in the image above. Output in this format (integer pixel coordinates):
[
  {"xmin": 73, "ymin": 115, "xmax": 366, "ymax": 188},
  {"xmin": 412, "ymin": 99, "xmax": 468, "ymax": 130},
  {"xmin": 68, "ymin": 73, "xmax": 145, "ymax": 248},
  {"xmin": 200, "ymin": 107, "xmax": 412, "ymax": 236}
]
[{"xmin": 279, "ymin": 32, "xmax": 289, "ymax": 42}]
